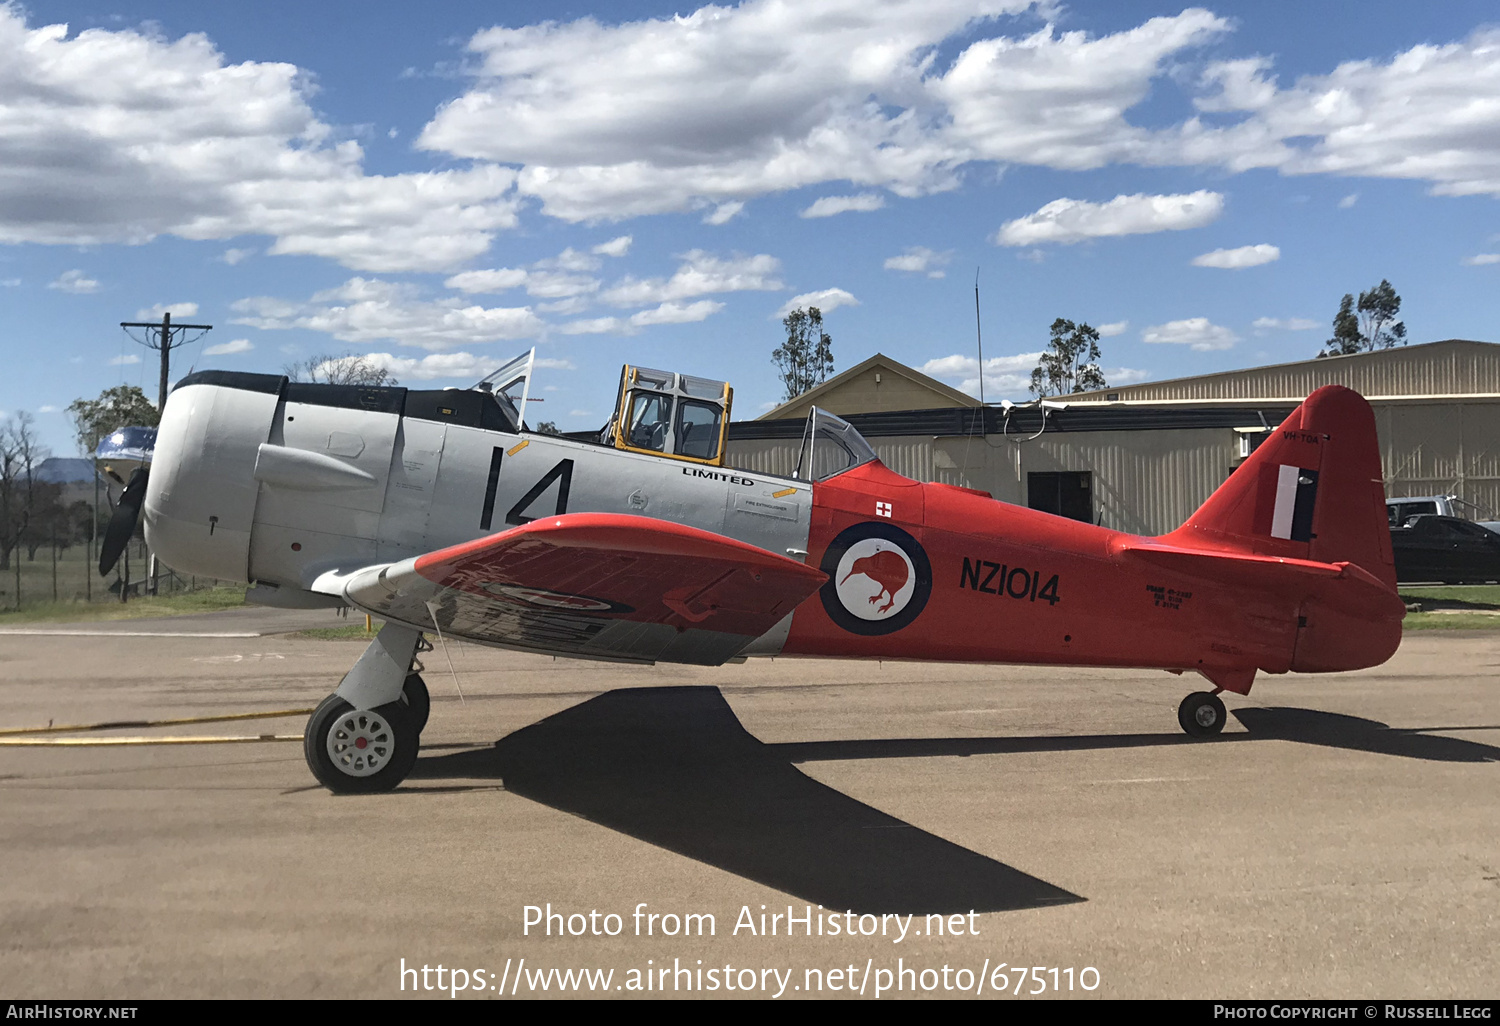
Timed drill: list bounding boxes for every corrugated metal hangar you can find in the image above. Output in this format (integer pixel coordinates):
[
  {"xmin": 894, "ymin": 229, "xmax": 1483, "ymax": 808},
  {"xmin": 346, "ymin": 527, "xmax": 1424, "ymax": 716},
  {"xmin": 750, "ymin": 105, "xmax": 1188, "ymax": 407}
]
[{"xmin": 726, "ymin": 339, "xmax": 1500, "ymax": 536}]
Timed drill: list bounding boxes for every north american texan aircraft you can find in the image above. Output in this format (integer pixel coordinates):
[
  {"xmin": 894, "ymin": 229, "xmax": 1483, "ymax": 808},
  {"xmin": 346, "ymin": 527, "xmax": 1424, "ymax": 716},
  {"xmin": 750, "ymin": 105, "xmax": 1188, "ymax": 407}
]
[{"xmin": 105, "ymin": 351, "xmax": 1405, "ymax": 793}]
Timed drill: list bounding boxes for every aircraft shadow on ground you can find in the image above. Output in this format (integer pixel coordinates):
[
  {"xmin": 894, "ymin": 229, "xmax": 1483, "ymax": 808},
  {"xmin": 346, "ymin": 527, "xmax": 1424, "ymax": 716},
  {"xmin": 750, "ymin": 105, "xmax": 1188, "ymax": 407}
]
[
  {"xmin": 409, "ymin": 686, "xmax": 1084, "ymax": 915},
  {"xmin": 410, "ymin": 691, "xmax": 1497, "ymax": 914},
  {"xmin": 774, "ymin": 708, "xmax": 1500, "ymax": 765}
]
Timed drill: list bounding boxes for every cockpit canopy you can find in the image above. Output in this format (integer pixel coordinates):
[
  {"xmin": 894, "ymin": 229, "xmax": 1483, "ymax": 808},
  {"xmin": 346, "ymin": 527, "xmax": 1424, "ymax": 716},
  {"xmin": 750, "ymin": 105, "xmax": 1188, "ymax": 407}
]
[{"xmin": 606, "ymin": 365, "xmax": 733, "ymax": 465}]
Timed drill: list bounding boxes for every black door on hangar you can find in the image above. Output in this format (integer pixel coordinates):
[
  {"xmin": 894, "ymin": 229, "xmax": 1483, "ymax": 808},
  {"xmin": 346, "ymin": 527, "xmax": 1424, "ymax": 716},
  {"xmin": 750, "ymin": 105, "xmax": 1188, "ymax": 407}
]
[{"xmin": 1027, "ymin": 471, "xmax": 1093, "ymax": 523}]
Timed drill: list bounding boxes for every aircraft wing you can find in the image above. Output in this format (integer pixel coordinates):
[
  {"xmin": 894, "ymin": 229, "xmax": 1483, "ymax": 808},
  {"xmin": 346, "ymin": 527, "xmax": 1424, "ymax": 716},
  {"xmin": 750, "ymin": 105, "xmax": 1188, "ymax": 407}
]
[{"xmin": 325, "ymin": 513, "xmax": 828, "ymax": 666}]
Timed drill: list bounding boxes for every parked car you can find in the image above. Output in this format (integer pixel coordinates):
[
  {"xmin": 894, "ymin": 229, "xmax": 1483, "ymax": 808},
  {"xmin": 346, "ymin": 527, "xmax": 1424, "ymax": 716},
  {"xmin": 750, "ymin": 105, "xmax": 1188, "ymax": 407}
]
[
  {"xmin": 1387, "ymin": 495, "xmax": 1461, "ymax": 526},
  {"xmin": 1390, "ymin": 514, "xmax": 1500, "ymax": 584}
]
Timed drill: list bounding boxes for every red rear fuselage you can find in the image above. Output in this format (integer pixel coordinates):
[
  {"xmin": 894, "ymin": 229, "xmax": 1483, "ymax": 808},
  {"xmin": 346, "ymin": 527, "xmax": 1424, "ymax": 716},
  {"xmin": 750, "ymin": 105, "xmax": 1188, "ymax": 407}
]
[{"xmin": 782, "ymin": 454, "xmax": 1404, "ymax": 694}]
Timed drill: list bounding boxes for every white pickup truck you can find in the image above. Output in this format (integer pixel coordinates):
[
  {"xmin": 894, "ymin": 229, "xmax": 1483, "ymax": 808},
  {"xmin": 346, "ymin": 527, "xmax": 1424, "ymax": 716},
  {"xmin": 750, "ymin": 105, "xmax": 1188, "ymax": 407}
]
[{"xmin": 1387, "ymin": 494, "xmax": 1500, "ymax": 534}]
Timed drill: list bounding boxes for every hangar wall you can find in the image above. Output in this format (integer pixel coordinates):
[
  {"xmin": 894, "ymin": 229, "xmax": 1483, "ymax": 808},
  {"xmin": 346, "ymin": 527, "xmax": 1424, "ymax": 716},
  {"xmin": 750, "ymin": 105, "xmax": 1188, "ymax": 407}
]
[{"xmin": 727, "ymin": 395, "xmax": 1500, "ymax": 537}]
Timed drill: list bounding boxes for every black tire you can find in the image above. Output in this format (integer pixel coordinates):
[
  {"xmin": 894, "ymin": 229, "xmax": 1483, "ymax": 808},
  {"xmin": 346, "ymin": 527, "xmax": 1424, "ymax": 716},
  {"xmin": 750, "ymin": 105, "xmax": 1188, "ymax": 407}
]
[
  {"xmin": 304, "ymin": 693, "xmax": 420, "ymax": 794},
  {"xmin": 1178, "ymin": 691, "xmax": 1227, "ymax": 738},
  {"xmin": 401, "ymin": 672, "xmax": 430, "ymax": 734}
]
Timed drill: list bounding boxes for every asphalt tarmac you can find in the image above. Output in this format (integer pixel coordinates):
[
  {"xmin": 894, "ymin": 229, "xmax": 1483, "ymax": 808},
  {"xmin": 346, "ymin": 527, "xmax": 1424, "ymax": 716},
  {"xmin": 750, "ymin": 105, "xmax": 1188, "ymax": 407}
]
[{"xmin": 0, "ymin": 616, "xmax": 1495, "ymax": 1000}]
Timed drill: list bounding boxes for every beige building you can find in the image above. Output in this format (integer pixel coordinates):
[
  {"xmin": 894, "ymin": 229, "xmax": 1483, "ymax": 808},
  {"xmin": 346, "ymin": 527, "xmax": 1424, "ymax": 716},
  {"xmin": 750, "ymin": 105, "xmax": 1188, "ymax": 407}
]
[
  {"xmin": 726, "ymin": 339, "xmax": 1500, "ymax": 536},
  {"xmin": 757, "ymin": 352, "xmax": 978, "ymax": 421}
]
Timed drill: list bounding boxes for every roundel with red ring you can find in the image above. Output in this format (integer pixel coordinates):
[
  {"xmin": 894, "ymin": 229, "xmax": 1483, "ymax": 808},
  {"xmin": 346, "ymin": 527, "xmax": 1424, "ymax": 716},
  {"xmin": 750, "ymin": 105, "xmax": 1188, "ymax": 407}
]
[{"xmin": 818, "ymin": 522, "xmax": 932, "ymax": 636}]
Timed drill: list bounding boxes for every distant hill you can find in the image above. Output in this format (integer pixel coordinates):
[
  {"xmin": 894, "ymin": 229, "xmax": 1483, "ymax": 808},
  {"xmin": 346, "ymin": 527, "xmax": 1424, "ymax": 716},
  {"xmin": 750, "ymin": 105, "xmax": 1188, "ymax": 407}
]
[{"xmin": 35, "ymin": 457, "xmax": 98, "ymax": 485}]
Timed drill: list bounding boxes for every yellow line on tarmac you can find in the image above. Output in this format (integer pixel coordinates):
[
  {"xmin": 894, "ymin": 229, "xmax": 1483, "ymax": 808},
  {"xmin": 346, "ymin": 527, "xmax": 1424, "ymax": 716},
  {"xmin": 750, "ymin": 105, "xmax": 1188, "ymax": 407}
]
[
  {"xmin": 0, "ymin": 708, "xmax": 315, "ymax": 736},
  {"xmin": 0, "ymin": 735, "xmax": 304, "ymax": 746}
]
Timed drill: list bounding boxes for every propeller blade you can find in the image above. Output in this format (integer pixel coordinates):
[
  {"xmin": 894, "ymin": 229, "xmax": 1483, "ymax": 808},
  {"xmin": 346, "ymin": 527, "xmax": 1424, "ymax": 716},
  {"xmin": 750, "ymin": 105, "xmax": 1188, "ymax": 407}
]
[{"xmin": 99, "ymin": 468, "xmax": 149, "ymax": 576}]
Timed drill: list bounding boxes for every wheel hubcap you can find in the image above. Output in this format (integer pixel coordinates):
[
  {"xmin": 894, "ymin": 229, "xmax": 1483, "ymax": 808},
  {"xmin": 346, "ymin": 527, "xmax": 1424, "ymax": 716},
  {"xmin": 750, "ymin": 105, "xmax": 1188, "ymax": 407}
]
[
  {"xmin": 327, "ymin": 709, "xmax": 395, "ymax": 777},
  {"xmin": 1194, "ymin": 704, "xmax": 1219, "ymax": 728}
]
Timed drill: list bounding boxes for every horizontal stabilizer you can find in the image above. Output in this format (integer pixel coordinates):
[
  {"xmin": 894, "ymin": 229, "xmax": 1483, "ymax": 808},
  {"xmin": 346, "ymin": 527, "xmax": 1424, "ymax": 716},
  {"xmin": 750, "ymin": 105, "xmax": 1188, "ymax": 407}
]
[{"xmin": 1114, "ymin": 538, "xmax": 1405, "ymax": 621}]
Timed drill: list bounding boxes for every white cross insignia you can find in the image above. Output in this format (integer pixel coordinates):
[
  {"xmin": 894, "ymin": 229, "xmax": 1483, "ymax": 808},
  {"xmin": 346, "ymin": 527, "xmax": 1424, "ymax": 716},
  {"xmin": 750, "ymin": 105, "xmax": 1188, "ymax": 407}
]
[{"xmin": 875, "ymin": 501, "xmax": 892, "ymax": 518}]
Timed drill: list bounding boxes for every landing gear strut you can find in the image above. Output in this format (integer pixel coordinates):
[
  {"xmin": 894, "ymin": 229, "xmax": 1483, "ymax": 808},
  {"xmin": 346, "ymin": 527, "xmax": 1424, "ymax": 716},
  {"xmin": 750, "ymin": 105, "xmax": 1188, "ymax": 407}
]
[{"xmin": 1178, "ymin": 691, "xmax": 1227, "ymax": 737}]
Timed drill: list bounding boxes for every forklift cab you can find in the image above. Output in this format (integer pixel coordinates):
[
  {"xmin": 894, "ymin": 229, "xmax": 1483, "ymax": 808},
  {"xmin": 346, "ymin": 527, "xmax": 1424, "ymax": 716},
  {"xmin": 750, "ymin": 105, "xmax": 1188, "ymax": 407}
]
[{"xmin": 606, "ymin": 365, "xmax": 733, "ymax": 466}]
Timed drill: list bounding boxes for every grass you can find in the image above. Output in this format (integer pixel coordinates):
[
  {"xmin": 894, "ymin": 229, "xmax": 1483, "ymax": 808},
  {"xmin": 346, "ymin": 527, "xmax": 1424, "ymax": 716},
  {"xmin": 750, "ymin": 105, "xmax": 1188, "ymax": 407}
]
[
  {"xmin": 1398, "ymin": 585, "xmax": 1500, "ymax": 630},
  {"xmin": 0, "ymin": 587, "xmax": 246, "ymax": 625},
  {"xmin": 1402, "ymin": 612, "xmax": 1500, "ymax": 631},
  {"xmin": 1399, "ymin": 585, "xmax": 1500, "ymax": 609},
  {"xmin": 290, "ymin": 622, "xmax": 385, "ymax": 641}
]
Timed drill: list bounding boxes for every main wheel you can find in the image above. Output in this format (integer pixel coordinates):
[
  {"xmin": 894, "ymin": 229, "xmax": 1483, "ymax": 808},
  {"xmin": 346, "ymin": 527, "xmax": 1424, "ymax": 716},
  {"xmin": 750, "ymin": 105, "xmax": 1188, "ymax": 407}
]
[
  {"xmin": 401, "ymin": 672, "xmax": 430, "ymax": 734},
  {"xmin": 1178, "ymin": 691, "xmax": 1228, "ymax": 737},
  {"xmin": 304, "ymin": 693, "xmax": 420, "ymax": 793}
]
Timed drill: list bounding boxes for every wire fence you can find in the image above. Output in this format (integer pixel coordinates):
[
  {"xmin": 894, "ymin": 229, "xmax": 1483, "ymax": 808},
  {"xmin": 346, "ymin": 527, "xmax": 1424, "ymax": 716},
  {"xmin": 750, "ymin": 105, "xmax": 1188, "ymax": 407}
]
[{"xmin": 0, "ymin": 534, "xmax": 231, "ymax": 613}]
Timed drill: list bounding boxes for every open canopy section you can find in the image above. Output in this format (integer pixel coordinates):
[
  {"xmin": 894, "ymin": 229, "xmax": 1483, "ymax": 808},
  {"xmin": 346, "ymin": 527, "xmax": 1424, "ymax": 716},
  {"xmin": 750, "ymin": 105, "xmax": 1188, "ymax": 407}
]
[
  {"xmin": 475, "ymin": 348, "xmax": 535, "ymax": 432},
  {"xmin": 794, "ymin": 407, "xmax": 877, "ymax": 482}
]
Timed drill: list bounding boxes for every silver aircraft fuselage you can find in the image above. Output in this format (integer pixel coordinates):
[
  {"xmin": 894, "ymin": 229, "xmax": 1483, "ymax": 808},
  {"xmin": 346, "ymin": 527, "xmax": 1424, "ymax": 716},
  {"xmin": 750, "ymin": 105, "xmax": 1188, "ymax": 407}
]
[{"xmin": 144, "ymin": 372, "xmax": 812, "ymax": 653}]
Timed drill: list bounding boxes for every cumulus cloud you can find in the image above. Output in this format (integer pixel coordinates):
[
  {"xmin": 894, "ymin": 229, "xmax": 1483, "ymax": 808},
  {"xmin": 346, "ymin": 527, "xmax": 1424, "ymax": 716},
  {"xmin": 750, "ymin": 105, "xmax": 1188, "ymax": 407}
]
[
  {"xmin": 600, "ymin": 251, "xmax": 781, "ymax": 307},
  {"xmin": 48, "ymin": 270, "xmax": 99, "ymax": 294},
  {"xmin": 444, "ymin": 268, "xmax": 530, "ymax": 294},
  {"xmin": 418, "ymin": 3, "xmax": 1231, "ymax": 221},
  {"xmin": 231, "ymin": 277, "xmax": 545, "ymax": 351},
  {"xmin": 9, "ymin": 4, "xmax": 1500, "ymax": 272},
  {"xmin": 1463, "ymin": 253, "xmax": 1500, "ymax": 266},
  {"xmin": 1172, "ymin": 30, "xmax": 1500, "ymax": 199},
  {"xmin": 1141, "ymin": 317, "xmax": 1239, "ymax": 350},
  {"xmin": 883, "ymin": 247, "xmax": 951, "ymax": 277},
  {"xmin": 539, "ymin": 247, "xmax": 600, "ymax": 273},
  {"xmin": 800, "ymin": 194, "xmax": 885, "ymax": 219},
  {"xmin": 1096, "ymin": 320, "xmax": 1129, "ymax": 337},
  {"xmin": 204, "ymin": 338, "xmax": 254, "ymax": 355},
  {"xmin": 556, "ymin": 317, "xmax": 625, "ymax": 336},
  {"xmin": 1, "ymin": 278, "xmax": 19, "ymax": 287},
  {"xmin": 220, "ymin": 248, "xmax": 254, "ymax": 265},
  {"xmin": 1338, "ymin": 193, "xmax": 1359, "ymax": 209},
  {"xmin": 776, "ymin": 288, "xmax": 858, "ymax": 318},
  {"xmin": 629, "ymin": 300, "xmax": 724, "ymax": 326},
  {"xmin": 921, "ymin": 351, "xmax": 1043, "ymax": 397},
  {"xmin": 591, "ymin": 235, "xmax": 632, "ymax": 257},
  {"xmin": 0, "ymin": 8, "xmax": 519, "ymax": 271},
  {"xmin": 108, "ymin": 353, "xmax": 141, "ymax": 365},
  {"xmin": 135, "ymin": 302, "xmax": 200, "ymax": 320},
  {"xmin": 703, "ymin": 201, "xmax": 745, "ymax": 225},
  {"xmin": 996, "ymin": 191, "xmax": 1223, "ymax": 246},
  {"xmin": 554, "ymin": 300, "xmax": 725, "ymax": 336},
  {"xmin": 1252, "ymin": 316, "xmax": 1319, "ymax": 332},
  {"xmin": 1103, "ymin": 367, "xmax": 1151, "ymax": 385},
  {"xmin": 521, "ymin": 271, "xmax": 599, "ymax": 299},
  {"xmin": 443, "ymin": 247, "xmax": 602, "ymax": 300},
  {"xmin": 359, "ymin": 351, "xmax": 571, "ymax": 381},
  {"xmin": 1191, "ymin": 243, "xmax": 1280, "ymax": 269}
]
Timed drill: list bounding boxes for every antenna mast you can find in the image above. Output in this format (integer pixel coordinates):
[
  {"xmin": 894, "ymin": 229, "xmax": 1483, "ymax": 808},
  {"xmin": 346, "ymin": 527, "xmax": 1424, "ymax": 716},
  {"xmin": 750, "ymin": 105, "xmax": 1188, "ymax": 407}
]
[{"xmin": 974, "ymin": 268, "xmax": 985, "ymax": 406}]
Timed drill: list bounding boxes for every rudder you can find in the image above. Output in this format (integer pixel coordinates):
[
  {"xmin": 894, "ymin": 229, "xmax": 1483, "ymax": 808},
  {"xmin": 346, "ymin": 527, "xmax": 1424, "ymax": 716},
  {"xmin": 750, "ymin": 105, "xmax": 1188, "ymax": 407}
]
[{"xmin": 1165, "ymin": 385, "xmax": 1396, "ymax": 590}]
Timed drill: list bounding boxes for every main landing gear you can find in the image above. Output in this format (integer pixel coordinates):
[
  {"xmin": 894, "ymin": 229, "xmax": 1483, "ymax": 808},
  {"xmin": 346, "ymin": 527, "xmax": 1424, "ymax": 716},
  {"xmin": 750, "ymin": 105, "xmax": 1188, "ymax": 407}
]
[
  {"xmin": 1178, "ymin": 691, "xmax": 1227, "ymax": 737},
  {"xmin": 304, "ymin": 623, "xmax": 430, "ymax": 794}
]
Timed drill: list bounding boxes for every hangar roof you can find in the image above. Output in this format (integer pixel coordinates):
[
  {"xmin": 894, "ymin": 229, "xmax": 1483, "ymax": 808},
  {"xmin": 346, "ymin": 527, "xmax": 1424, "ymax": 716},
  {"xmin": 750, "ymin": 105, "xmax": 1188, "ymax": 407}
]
[
  {"xmin": 756, "ymin": 352, "xmax": 979, "ymax": 421},
  {"xmin": 1066, "ymin": 338, "xmax": 1500, "ymax": 403}
]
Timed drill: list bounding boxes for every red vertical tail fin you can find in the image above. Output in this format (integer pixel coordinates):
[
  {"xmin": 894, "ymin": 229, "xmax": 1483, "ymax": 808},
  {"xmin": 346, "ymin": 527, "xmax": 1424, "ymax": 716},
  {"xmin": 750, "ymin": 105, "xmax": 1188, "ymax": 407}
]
[{"xmin": 1165, "ymin": 385, "xmax": 1396, "ymax": 591}]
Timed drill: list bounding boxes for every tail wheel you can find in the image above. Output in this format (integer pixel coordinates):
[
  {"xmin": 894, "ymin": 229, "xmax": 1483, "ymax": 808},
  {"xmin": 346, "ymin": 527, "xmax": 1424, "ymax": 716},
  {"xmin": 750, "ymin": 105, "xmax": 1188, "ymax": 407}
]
[
  {"xmin": 401, "ymin": 672, "xmax": 431, "ymax": 734},
  {"xmin": 1178, "ymin": 691, "xmax": 1228, "ymax": 738},
  {"xmin": 304, "ymin": 694, "xmax": 419, "ymax": 793}
]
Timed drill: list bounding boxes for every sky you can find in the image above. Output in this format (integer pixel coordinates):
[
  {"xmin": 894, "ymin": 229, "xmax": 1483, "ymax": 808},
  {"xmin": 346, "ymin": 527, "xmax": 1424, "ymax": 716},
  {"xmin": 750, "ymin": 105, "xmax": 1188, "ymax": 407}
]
[{"xmin": 2, "ymin": 0, "xmax": 1498, "ymax": 456}]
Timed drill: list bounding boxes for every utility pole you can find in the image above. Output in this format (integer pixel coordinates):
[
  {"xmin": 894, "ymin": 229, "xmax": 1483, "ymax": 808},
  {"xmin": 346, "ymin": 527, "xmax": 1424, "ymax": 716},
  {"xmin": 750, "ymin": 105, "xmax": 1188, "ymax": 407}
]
[
  {"xmin": 119, "ymin": 311, "xmax": 211, "ymax": 596},
  {"xmin": 119, "ymin": 311, "xmax": 213, "ymax": 412}
]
